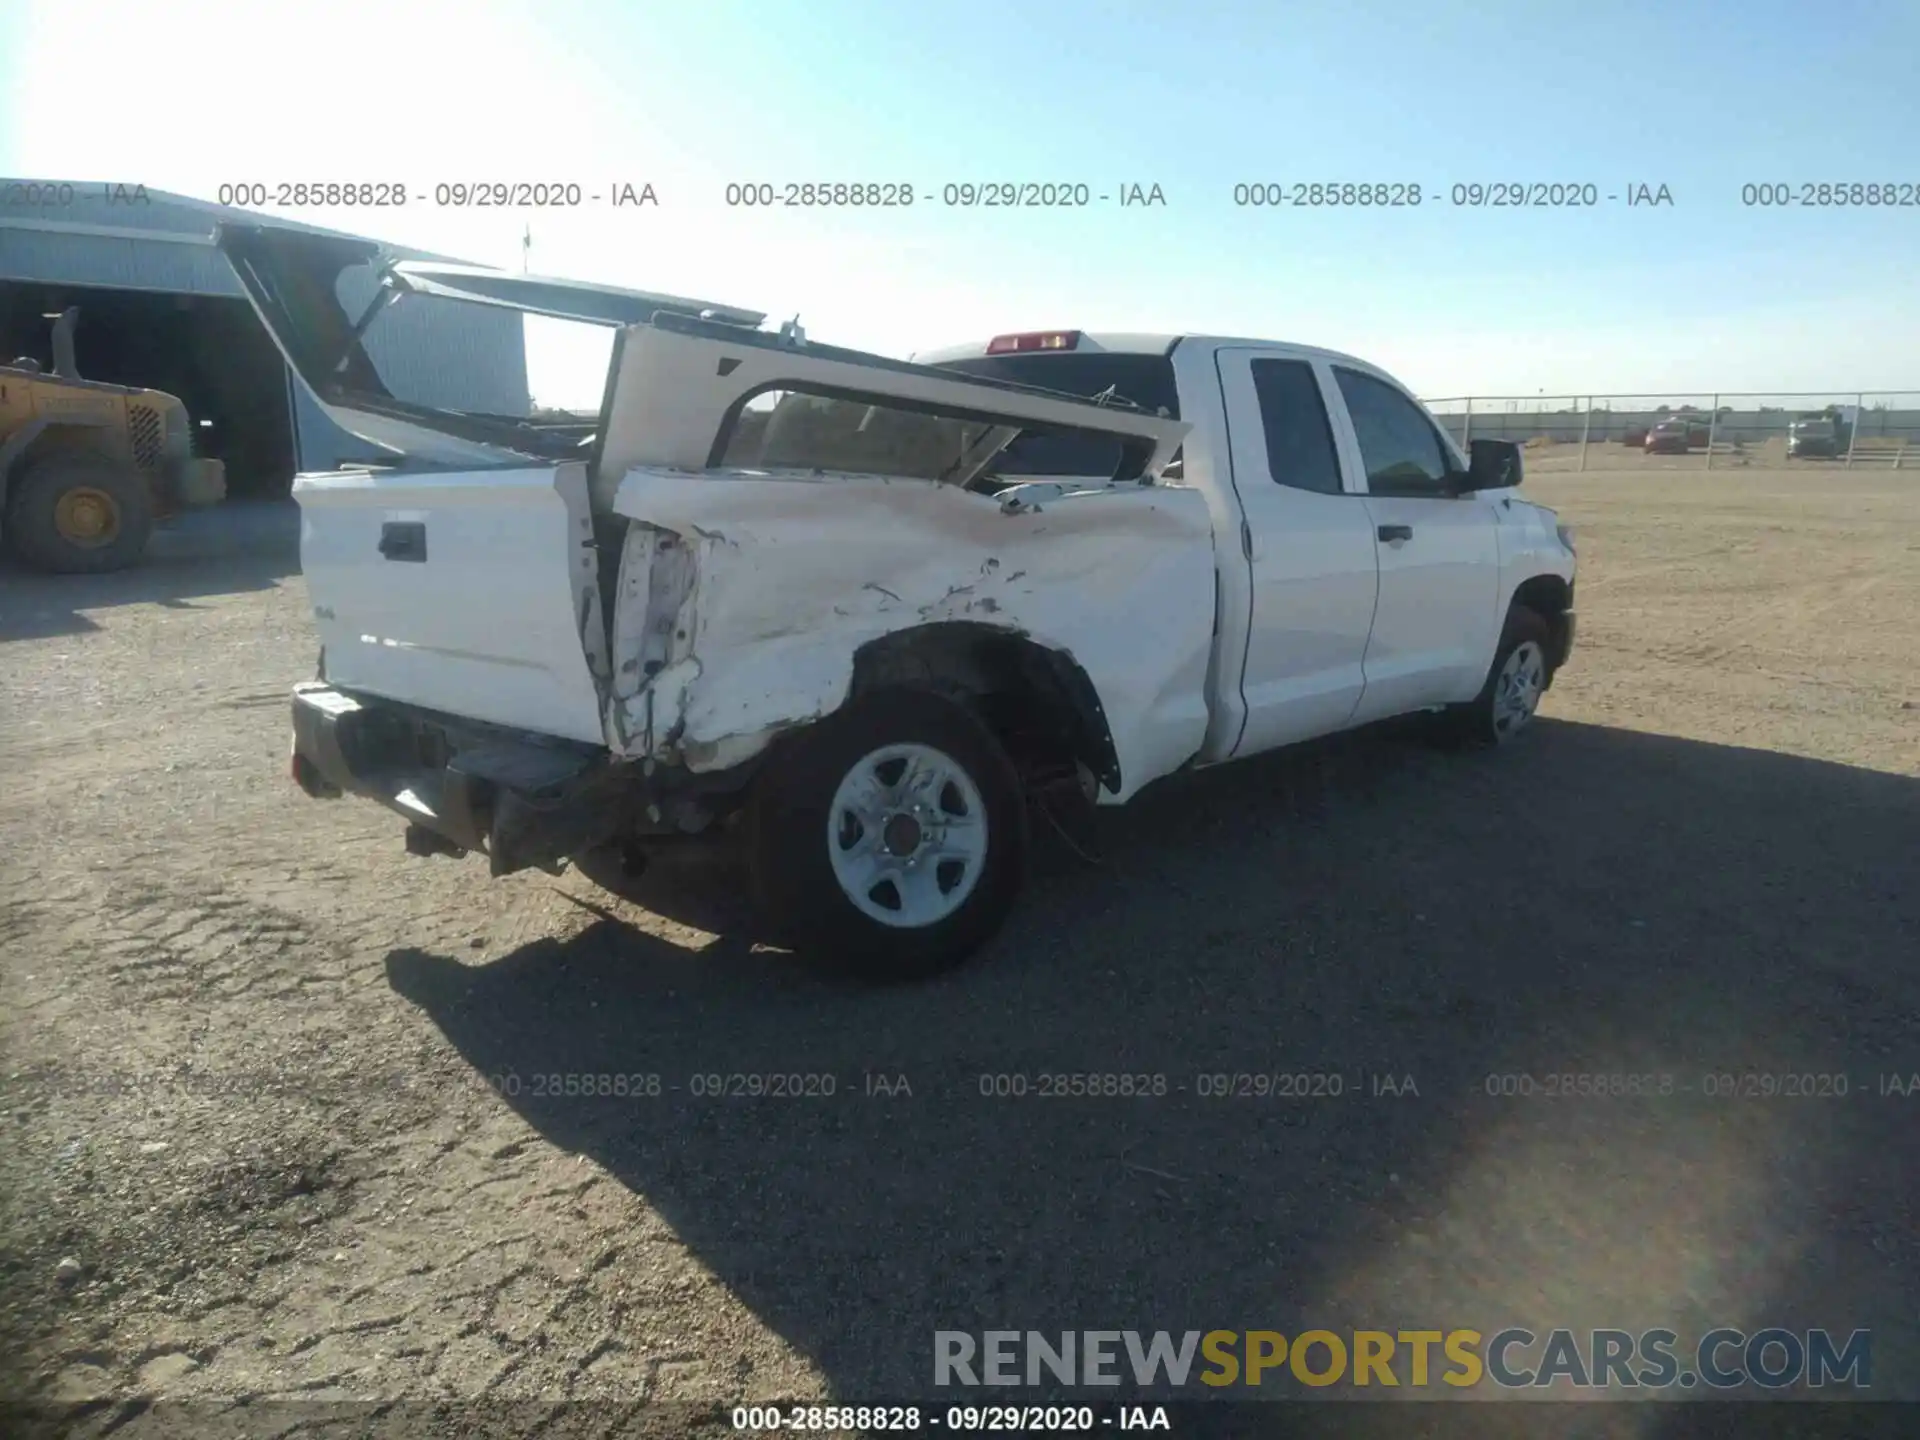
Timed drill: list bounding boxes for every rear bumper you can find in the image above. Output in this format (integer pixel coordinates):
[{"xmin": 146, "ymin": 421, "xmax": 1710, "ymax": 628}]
[
  {"xmin": 290, "ymin": 682, "xmax": 626, "ymax": 875},
  {"xmin": 291, "ymin": 683, "xmax": 491, "ymax": 851}
]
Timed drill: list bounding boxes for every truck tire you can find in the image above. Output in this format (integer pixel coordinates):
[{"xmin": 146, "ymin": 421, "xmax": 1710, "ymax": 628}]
[
  {"xmin": 4, "ymin": 454, "xmax": 153, "ymax": 574},
  {"xmin": 1442, "ymin": 605, "xmax": 1553, "ymax": 747},
  {"xmin": 746, "ymin": 687, "xmax": 1030, "ymax": 981}
]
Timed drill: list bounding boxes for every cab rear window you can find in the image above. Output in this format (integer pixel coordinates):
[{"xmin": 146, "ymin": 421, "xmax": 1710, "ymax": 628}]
[{"xmin": 930, "ymin": 352, "xmax": 1179, "ymax": 479}]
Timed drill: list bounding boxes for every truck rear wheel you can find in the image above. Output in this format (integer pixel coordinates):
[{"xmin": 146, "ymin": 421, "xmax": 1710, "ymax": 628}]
[
  {"xmin": 746, "ymin": 688, "xmax": 1030, "ymax": 981},
  {"xmin": 5, "ymin": 454, "xmax": 153, "ymax": 573},
  {"xmin": 1443, "ymin": 605, "xmax": 1553, "ymax": 747}
]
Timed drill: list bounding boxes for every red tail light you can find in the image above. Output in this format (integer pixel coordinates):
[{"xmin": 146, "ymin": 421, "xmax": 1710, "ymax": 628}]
[{"xmin": 985, "ymin": 330, "xmax": 1081, "ymax": 355}]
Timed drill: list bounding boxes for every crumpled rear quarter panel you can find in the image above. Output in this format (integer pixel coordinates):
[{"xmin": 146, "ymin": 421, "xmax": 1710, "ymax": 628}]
[{"xmin": 608, "ymin": 468, "xmax": 1219, "ymax": 800}]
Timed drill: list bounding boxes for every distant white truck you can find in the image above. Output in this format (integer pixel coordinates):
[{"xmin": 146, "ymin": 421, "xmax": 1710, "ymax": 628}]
[{"xmin": 219, "ymin": 224, "xmax": 1576, "ymax": 980}]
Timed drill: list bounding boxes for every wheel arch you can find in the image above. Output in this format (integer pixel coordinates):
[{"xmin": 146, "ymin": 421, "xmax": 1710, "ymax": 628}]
[
  {"xmin": 847, "ymin": 621, "xmax": 1123, "ymax": 794},
  {"xmin": 1508, "ymin": 571, "xmax": 1573, "ymax": 673},
  {"xmin": 1510, "ymin": 571, "xmax": 1571, "ymax": 618}
]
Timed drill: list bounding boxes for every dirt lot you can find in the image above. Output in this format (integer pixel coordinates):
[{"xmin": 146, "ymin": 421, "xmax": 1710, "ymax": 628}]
[
  {"xmin": 2, "ymin": 471, "xmax": 1917, "ymax": 1435},
  {"xmin": 1512, "ymin": 435, "xmax": 1914, "ymax": 475}
]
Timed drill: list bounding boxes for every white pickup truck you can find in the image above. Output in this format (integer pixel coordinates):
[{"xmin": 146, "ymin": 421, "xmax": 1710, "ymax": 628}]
[{"xmin": 218, "ymin": 224, "xmax": 1576, "ymax": 980}]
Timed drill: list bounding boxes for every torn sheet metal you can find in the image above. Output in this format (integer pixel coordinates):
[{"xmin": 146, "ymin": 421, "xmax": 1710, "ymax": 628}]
[{"xmin": 606, "ymin": 467, "xmax": 1219, "ymax": 803}]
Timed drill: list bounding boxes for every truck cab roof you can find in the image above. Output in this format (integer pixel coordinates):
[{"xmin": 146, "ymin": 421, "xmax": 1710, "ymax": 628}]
[{"xmin": 914, "ymin": 333, "xmax": 1389, "ymax": 373}]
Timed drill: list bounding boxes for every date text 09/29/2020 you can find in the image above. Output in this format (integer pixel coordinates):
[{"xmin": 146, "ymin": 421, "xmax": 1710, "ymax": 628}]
[
  {"xmin": 5, "ymin": 177, "xmax": 1918, "ymax": 213},
  {"xmin": 194, "ymin": 177, "xmax": 1916, "ymax": 210},
  {"xmin": 1230, "ymin": 181, "xmax": 1676, "ymax": 207},
  {"xmin": 474, "ymin": 1071, "xmax": 1920, "ymax": 1101},
  {"xmin": 729, "ymin": 1404, "xmax": 1173, "ymax": 1433},
  {"xmin": 1485, "ymin": 1072, "xmax": 1920, "ymax": 1098},
  {"xmin": 476, "ymin": 1072, "xmax": 1423, "ymax": 1100}
]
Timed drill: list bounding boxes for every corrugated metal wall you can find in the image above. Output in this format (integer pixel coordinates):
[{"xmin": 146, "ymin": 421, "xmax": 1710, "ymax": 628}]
[
  {"xmin": 0, "ymin": 181, "xmax": 531, "ymax": 471},
  {"xmin": 0, "ymin": 227, "xmax": 240, "ymax": 294},
  {"xmin": 333, "ymin": 263, "xmax": 528, "ymax": 414},
  {"xmin": 1, "ymin": 184, "xmax": 261, "ymax": 239}
]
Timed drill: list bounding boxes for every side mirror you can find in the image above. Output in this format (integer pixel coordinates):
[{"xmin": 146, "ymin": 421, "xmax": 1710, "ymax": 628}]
[{"xmin": 1461, "ymin": 437, "xmax": 1523, "ymax": 491}]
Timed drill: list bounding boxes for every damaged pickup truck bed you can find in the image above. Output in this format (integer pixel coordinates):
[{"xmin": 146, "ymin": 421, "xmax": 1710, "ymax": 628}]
[{"xmin": 220, "ymin": 223, "xmax": 1576, "ymax": 979}]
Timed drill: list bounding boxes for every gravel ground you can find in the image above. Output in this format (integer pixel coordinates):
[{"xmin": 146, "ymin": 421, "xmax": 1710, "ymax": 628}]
[{"xmin": 1, "ymin": 472, "xmax": 1917, "ymax": 1438}]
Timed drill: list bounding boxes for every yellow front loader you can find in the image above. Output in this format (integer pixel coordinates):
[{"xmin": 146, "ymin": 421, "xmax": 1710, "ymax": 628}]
[{"xmin": 1, "ymin": 307, "xmax": 226, "ymax": 573}]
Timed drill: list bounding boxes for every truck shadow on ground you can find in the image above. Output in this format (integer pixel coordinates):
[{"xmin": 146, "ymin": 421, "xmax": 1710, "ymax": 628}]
[
  {"xmin": 0, "ymin": 551, "xmax": 297, "ymax": 642},
  {"xmin": 0, "ymin": 502, "xmax": 299, "ymax": 642},
  {"xmin": 386, "ymin": 719, "xmax": 1920, "ymax": 1419}
]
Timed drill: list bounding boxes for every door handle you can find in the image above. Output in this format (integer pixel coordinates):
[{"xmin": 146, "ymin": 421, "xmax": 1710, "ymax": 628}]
[
  {"xmin": 1376, "ymin": 524, "xmax": 1413, "ymax": 543},
  {"xmin": 378, "ymin": 521, "xmax": 427, "ymax": 563}
]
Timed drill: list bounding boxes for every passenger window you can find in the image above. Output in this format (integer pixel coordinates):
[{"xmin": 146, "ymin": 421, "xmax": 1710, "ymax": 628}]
[
  {"xmin": 1249, "ymin": 359, "xmax": 1344, "ymax": 495},
  {"xmin": 1333, "ymin": 367, "xmax": 1453, "ymax": 495}
]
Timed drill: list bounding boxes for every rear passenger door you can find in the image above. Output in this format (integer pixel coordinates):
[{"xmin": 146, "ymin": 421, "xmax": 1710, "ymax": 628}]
[
  {"xmin": 1327, "ymin": 366, "xmax": 1502, "ymax": 722},
  {"xmin": 1218, "ymin": 351, "xmax": 1382, "ymax": 759}
]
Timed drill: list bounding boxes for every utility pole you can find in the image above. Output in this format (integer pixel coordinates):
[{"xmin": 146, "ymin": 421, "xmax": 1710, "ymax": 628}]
[{"xmin": 522, "ymin": 224, "xmax": 532, "ymax": 275}]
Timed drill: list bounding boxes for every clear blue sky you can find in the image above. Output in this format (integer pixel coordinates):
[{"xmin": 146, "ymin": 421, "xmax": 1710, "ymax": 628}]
[{"xmin": 4, "ymin": 0, "xmax": 1918, "ymax": 404}]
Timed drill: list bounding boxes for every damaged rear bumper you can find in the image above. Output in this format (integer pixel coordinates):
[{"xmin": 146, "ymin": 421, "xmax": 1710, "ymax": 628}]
[{"xmin": 289, "ymin": 682, "xmax": 630, "ymax": 876}]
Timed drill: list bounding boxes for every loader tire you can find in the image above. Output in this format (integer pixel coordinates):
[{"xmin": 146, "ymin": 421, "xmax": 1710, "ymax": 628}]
[{"xmin": 5, "ymin": 454, "xmax": 153, "ymax": 574}]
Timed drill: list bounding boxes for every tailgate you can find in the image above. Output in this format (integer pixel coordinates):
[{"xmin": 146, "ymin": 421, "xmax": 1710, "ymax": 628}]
[{"xmin": 297, "ymin": 461, "xmax": 609, "ymax": 745}]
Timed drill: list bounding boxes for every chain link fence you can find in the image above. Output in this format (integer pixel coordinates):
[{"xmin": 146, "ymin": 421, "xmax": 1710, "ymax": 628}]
[{"xmin": 1421, "ymin": 392, "xmax": 1920, "ymax": 472}]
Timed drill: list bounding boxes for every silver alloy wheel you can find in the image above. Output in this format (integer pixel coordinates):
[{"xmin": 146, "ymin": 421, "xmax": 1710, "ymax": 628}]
[
  {"xmin": 826, "ymin": 742, "xmax": 989, "ymax": 928},
  {"xmin": 1492, "ymin": 640, "xmax": 1547, "ymax": 739}
]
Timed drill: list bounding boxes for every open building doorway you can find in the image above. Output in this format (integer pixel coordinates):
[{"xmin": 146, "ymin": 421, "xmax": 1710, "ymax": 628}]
[{"xmin": 0, "ymin": 281, "xmax": 297, "ymax": 501}]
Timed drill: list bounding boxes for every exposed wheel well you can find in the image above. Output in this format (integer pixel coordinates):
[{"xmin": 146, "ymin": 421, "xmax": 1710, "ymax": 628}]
[
  {"xmin": 848, "ymin": 622, "xmax": 1122, "ymax": 794},
  {"xmin": 1511, "ymin": 572, "xmax": 1570, "ymax": 622},
  {"xmin": 1510, "ymin": 573, "xmax": 1574, "ymax": 674}
]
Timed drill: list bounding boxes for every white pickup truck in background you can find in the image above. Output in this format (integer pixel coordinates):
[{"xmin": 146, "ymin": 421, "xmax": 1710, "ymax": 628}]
[{"xmin": 218, "ymin": 224, "xmax": 1576, "ymax": 980}]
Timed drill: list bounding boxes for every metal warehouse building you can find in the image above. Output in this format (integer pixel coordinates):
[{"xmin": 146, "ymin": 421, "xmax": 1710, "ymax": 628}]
[{"xmin": 0, "ymin": 181, "xmax": 530, "ymax": 500}]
